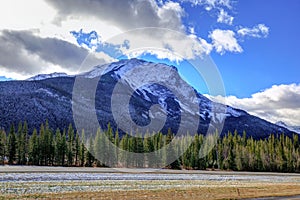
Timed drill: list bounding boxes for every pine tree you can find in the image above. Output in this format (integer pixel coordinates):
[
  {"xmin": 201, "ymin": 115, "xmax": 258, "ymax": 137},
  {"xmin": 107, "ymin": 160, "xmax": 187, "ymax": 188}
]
[
  {"xmin": 276, "ymin": 134, "xmax": 286, "ymax": 172},
  {"xmin": 54, "ymin": 128, "xmax": 62, "ymax": 165},
  {"xmin": 217, "ymin": 137, "xmax": 224, "ymax": 170},
  {"xmin": 17, "ymin": 122, "xmax": 23, "ymax": 164},
  {"xmin": 268, "ymin": 134, "xmax": 276, "ymax": 171},
  {"xmin": 86, "ymin": 136, "xmax": 94, "ymax": 167},
  {"xmin": 255, "ymin": 140, "xmax": 263, "ymax": 171},
  {"xmin": 22, "ymin": 121, "xmax": 29, "ymax": 165},
  {"xmin": 75, "ymin": 133, "xmax": 80, "ymax": 166},
  {"xmin": 227, "ymin": 132, "xmax": 236, "ymax": 170},
  {"xmin": 106, "ymin": 124, "xmax": 116, "ymax": 167},
  {"xmin": 143, "ymin": 131, "xmax": 156, "ymax": 167},
  {"xmin": 94, "ymin": 128, "xmax": 102, "ymax": 166},
  {"xmin": 79, "ymin": 130, "xmax": 85, "ymax": 167},
  {"xmin": 0, "ymin": 129, "xmax": 6, "ymax": 165},
  {"xmin": 156, "ymin": 132, "xmax": 165, "ymax": 167},
  {"xmin": 67, "ymin": 124, "xmax": 75, "ymax": 166},
  {"xmin": 131, "ymin": 131, "xmax": 144, "ymax": 167},
  {"xmin": 114, "ymin": 129, "xmax": 120, "ymax": 167},
  {"xmin": 39, "ymin": 124, "xmax": 46, "ymax": 165},
  {"xmin": 90, "ymin": 135, "xmax": 95, "ymax": 165},
  {"xmin": 205, "ymin": 133, "xmax": 218, "ymax": 169},
  {"xmin": 166, "ymin": 129, "xmax": 180, "ymax": 169},
  {"xmin": 3, "ymin": 119, "xmax": 300, "ymax": 172},
  {"xmin": 8, "ymin": 124, "xmax": 16, "ymax": 165},
  {"xmin": 29, "ymin": 129, "xmax": 39, "ymax": 165},
  {"xmin": 285, "ymin": 136, "xmax": 293, "ymax": 172},
  {"xmin": 235, "ymin": 144, "xmax": 243, "ymax": 171},
  {"xmin": 16, "ymin": 121, "xmax": 28, "ymax": 165},
  {"xmin": 261, "ymin": 139, "xmax": 269, "ymax": 171},
  {"xmin": 60, "ymin": 130, "xmax": 67, "ymax": 166},
  {"xmin": 45, "ymin": 121, "xmax": 54, "ymax": 165},
  {"xmin": 119, "ymin": 133, "xmax": 129, "ymax": 167},
  {"xmin": 246, "ymin": 137, "xmax": 255, "ymax": 171},
  {"xmin": 190, "ymin": 134, "xmax": 199, "ymax": 169}
]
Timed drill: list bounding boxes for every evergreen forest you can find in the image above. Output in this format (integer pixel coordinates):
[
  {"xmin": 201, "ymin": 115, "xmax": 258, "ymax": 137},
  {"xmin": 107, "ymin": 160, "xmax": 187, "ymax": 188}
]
[{"xmin": 1, "ymin": 121, "xmax": 300, "ymax": 173}]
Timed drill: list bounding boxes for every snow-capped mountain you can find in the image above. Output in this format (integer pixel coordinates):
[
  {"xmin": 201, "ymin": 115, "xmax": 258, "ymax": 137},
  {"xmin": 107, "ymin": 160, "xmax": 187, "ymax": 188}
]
[
  {"xmin": 276, "ymin": 121, "xmax": 300, "ymax": 134},
  {"xmin": 0, "ymin": 59, "xmax": 296, "ymax": 139},
  {"xmin": 27, "ymin": 72, "xmax": 71, "ymax": 81}
]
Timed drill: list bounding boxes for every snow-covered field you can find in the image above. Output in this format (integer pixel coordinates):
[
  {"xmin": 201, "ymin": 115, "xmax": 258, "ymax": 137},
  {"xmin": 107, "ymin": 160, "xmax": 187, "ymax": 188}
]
[
  {"xmin": 1, "ymin": 172, "xmax": 300, "ymax": 183},
  {"xmin": 1, "ymin": 166, "xmax": 300, "ymax": 197}
]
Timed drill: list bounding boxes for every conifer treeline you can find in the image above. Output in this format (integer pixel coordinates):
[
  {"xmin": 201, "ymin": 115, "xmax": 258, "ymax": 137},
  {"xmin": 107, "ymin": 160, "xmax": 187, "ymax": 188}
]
[{"xmin": 0, "ymin": 121, "xmax": 300, "ymax": 172}]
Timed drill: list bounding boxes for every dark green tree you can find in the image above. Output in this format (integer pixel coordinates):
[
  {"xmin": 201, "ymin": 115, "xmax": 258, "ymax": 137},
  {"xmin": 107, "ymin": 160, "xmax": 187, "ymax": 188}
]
[
  {"xmin": 119, "ymin": 133, "xmax": 129, "ymax": 167},
  {"xmin": 60, "ymin": 130, "xmax": 67, "ymax": 166},
  {"xmin": 28, "ymin": 129, "xmax": 39, "ymax": 165},
  {"xmin": 75, "ymin": 133, "xmax": 80, "ymax": 166},
  {"xmin": 22, "ymin": 121, "xmax": 29, "ymax": 165},
  {"xmin": 16, "ymin": 122, "xmax": 23, "ymax": 164},
  {"xmin": 0, "ymin": 129, "xmax": 6, "ymax": 165},
  {"xmin": 39, "ymin": 124, "xmax": 46, "ymax": 165},
  {"xmin": 86, "ymin": 136, "xmax": 94, "ymax": 167},
  {"xmin": 67, "ymin": 124, "xmax": 75, "ymax": 166},
  {"xmin": 79, "ymin": 130, "xmax": 85, "ymax": 167},
  {"xmin": 165, "ymin": 129, "xmax": 180, "ymax": 169},
  {"xmin": 8, "ymin": 124, "xmax": 17, "ymax": 165},
  {"xmin": 54, "ymin": 128, "xmax": 62, "ymax": 165}
]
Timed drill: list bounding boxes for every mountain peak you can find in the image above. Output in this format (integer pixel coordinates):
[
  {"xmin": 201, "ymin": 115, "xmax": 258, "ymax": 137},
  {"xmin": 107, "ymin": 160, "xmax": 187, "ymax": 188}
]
[{"xmin": 83, "ymin": 58, "xmax": 178, "ymax": 79}]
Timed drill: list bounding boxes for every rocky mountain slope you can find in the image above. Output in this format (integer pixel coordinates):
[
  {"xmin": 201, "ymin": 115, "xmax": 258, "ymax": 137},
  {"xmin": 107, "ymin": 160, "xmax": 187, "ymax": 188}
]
[{"xmin": 0, "ymin": 59, "xmax": 295, "ymax": 139}]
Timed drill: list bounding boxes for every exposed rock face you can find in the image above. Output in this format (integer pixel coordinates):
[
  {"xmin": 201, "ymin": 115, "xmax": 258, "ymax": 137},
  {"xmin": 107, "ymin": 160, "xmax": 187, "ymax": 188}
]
[{"xmin": 0, "ymin": 59, "xmax": 295, "ymax": 139}]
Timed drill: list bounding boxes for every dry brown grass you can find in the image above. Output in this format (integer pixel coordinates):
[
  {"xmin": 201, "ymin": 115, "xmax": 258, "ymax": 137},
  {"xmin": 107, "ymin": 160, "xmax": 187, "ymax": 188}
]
[{"xmin": 2, "ymin": 182, "xmax": 300, "ymax": 200}]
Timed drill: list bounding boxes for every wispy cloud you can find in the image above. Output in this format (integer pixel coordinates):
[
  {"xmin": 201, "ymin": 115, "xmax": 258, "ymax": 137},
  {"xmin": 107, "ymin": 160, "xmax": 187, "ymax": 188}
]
[
  {"xmin": 182, "ymin": 0, "xmax": 232, "ymax": 10},
  {"xmin": 238, "ymin": 24, "xmax": 269, "ymax": 38},
  {"xmin": 217, "ymin": 9, "xmax": 234, "ymax": 25}
]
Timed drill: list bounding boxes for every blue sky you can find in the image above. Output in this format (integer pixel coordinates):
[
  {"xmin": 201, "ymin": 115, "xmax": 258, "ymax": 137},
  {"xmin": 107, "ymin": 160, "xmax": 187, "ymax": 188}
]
[
  {"xmin": 211, "ymin": 0, "xmax": 300, "ymax": 97},
  {"xmin": 66, "ymin": 0, "xmax": 300, "ymax": 98},
  {"xmin": 0, "ymin": 0, "xmax": 299, "ymax": 125},
  {"xmin": 163, "ymin": 0, "xmax": 300, "ymax": 98}
]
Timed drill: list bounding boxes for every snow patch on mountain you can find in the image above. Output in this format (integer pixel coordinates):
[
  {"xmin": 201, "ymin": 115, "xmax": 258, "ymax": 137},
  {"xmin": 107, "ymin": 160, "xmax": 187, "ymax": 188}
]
[
  {"xmin": 226, "ymin": 106, "xmax": 242, "ymax": 117},
  {"xmin": 35, "ymin": 88, "xmax": 70, "ymax": 103},
  {"xmin": 83, "ymin": 59, "xmax": 146, "ymax": 78},
  {"xmin": 276, "ymin": 121, "xmax": 300, "ymax": 134},
  {"xmin": 27, "ymin": 72, "xmax": 71, "ymax": 81},
  {"xmin": 84, "ymin": 58, "xmax": 177, "ymax": 79}
]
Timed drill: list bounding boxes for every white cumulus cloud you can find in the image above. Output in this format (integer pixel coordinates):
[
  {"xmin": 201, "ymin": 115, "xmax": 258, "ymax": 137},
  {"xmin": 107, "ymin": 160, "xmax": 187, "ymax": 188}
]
[
  {"xmin": 205, "ymin": 84, "xmax": 300, "ymax": 126},
  {"xmin": 209, "ymin": 29, "xmax": 242, "ymax": 54},
  {"xmin": 0, "ymin": 0, "xmax": 214, "ymax": 79},
  {"xmin": 0, "ymin": 0, "xmax": 270, "ymax": 79},
  {"xmin": 46, "ymin": 0, "xmax": 185, "ymax": 32}
]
